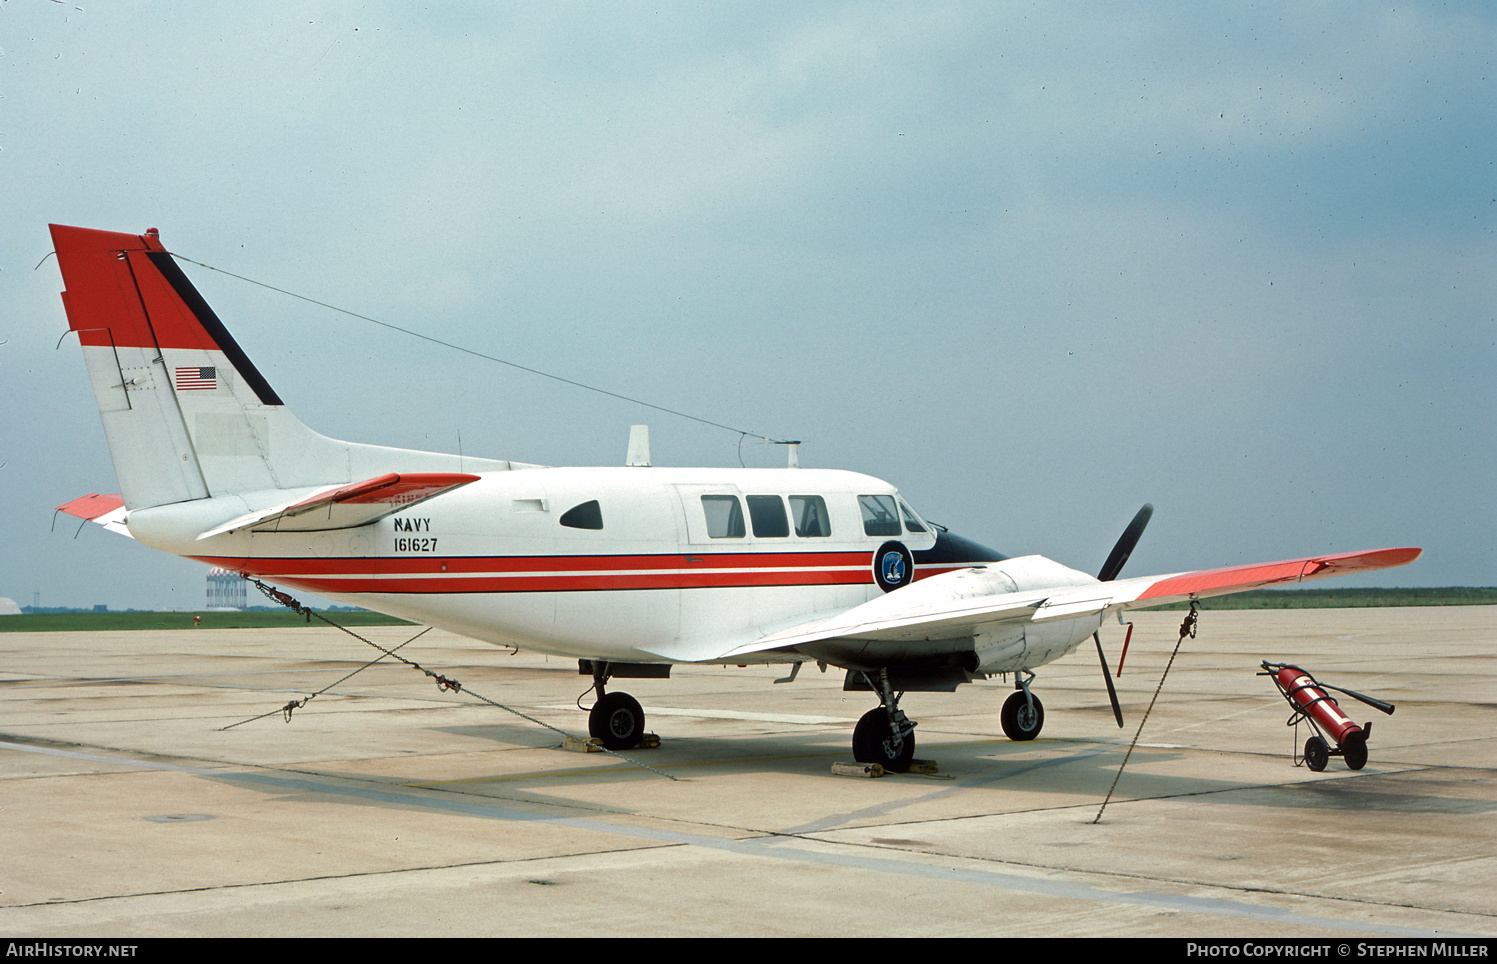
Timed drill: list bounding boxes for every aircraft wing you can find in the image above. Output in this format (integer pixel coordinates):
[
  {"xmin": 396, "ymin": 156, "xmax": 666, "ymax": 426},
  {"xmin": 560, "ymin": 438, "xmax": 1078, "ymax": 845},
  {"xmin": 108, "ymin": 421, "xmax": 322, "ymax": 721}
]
[
  {"xmin": 686, "ymin": 546, "xmax": 1422, "ymax": 663},
  {"xmin": 195, "ymin": 472, "xmax": 481, "ymax": 539},
  {"xmin": 1033, "ymin": 546, "xmax": 1424, "ymax": 620}
]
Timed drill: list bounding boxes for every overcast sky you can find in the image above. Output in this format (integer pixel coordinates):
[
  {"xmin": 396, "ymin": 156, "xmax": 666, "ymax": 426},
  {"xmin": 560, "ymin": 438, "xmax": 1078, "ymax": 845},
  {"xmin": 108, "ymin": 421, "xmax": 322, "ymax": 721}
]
[{"xmin": 1, "ymin": 1, "xmax": 1492, "ymax": 610}]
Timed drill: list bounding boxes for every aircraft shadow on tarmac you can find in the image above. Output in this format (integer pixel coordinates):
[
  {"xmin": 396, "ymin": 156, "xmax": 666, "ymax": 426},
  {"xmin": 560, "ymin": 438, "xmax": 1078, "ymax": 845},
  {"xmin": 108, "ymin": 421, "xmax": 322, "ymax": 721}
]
[{"xmin": 410, "ymin": 719, "xmax": 1495, "ymax": 818}]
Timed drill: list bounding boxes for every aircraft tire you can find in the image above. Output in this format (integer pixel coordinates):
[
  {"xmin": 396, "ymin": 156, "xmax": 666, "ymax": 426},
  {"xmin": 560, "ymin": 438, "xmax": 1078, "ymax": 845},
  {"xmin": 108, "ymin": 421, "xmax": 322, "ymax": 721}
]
[
  {"xmin": 1303, "ymin": 735, "xmax": 1329, "ymax": 772},
  {"xmin": 590, "ymin": 691, "xmax": 645, "ymax": 750},
  {"xmin": 1000, "ymin": 691, "xmax": 1044, "ymax": 741},
  {"xmin": 852, "ymin": 707, "xmax": 915, "ymax": 773}
]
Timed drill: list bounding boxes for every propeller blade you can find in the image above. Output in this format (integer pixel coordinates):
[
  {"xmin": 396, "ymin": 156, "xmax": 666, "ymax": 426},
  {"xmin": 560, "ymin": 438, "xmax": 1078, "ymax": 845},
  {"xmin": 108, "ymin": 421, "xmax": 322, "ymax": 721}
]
[
  {"xmin": 1098, "ymin": 503, "xmax": 1154, "ymax": 582},
  {"xmin": 1093, "ymin": 632, "xmax": 1124, "ymax": 727}
]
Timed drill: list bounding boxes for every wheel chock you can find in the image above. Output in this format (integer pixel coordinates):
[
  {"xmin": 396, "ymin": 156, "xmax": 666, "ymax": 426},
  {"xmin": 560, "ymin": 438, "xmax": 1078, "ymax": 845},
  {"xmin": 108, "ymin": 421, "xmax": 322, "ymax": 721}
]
[
  {"xmin": 832, "ymin": 761, "xmax": 885, "ymax": 778},
  {"xmin": 564, "ymin": 734, "xmax": 661, "ymax": 753},
  {"xmin": 907, "ymin": 758, "xmax": 938, "ymax": 774}
]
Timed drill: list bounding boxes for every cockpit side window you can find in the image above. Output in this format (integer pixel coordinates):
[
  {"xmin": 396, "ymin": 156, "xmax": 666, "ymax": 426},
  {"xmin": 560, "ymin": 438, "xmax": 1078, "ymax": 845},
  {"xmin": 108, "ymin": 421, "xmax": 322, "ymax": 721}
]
[
  {"xmin": 701, "ymin": 495, "xmax": 746, "ymax": 538},
  {"xmin": 858, "ymin": 495, "xmax": 902, "ymax": 537},
  {"xmin": 559, "ymin": 500, "xmax": 604, "ymax": 530},
  {"xmin": 746, "ymin": 495, "xmax": 789, "ymax": 538},
  {"xmin": 789, "ymin": 495, "xmax": 831, "ymax": 537}
]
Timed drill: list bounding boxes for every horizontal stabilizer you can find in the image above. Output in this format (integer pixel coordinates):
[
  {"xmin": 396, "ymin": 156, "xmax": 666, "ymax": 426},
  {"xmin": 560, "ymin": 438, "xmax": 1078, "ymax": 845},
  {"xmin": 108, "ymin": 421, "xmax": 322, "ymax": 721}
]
[
  {"xmin": 196, "ymin": 472, "xmax": 480, "ymax": 540},
  {"xmin": 56, "ymin": 493, "xmax": 132, "ymax": 539}
]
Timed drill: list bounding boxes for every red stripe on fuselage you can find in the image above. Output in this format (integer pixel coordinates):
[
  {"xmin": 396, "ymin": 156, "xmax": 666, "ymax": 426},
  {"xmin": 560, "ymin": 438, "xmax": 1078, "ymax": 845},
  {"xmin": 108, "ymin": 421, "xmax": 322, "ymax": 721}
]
[
  {"xmin": 240, "ymin": 569, "xmax": 871, "ymax": 594},
  {"xmin": 195, "ymin": 551, "xmax": 868, "ymax": 577},
  {"xmin": 186, "ymin": 550, "xmax": 967, "ymax": 595}
]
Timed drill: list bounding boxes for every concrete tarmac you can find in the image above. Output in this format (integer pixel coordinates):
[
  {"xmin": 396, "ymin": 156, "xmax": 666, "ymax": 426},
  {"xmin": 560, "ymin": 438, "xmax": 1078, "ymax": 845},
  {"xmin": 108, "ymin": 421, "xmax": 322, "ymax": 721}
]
[{"xmin": 1, "ymin": 607, "xmax": 1493, "ymax": 937}]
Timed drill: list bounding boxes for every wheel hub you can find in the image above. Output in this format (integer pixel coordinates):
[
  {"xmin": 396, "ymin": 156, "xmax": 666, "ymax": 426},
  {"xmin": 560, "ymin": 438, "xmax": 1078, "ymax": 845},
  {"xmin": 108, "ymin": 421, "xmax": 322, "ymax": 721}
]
[{"xmin": 609, "ymin": 709, "xmax": 634, "ymax": 739}]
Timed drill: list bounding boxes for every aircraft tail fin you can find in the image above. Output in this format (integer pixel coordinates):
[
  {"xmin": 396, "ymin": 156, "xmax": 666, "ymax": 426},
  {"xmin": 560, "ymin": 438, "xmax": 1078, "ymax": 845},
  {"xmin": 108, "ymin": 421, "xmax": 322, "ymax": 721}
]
[{"xmin": 50, "ymin": 224, "xmax": 521, "ymax": 511}]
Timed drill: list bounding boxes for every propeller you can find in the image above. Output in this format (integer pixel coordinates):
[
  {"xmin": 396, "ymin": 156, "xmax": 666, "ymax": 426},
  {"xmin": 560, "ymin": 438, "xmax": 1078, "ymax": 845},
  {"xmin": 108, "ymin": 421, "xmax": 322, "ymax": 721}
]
[
  {"xmin": 1097, "ymin": 503, "xmax": 1154, "ymax": 583},
  {"xmin": 1092, "ymin": 503, "xmax": 1154, "ymax": 727},
  {"xmin": 1092, "ymin": 632, "xmax": 1125, "ymax": 728}
]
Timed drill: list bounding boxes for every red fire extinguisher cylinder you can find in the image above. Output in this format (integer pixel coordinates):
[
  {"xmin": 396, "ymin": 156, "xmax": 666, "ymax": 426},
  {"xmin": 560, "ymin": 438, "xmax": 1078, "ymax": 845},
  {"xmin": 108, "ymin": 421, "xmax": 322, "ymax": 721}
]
[{"xmin": 1274, "ymin": 665, "xmax": 1364, "ymax": 747}]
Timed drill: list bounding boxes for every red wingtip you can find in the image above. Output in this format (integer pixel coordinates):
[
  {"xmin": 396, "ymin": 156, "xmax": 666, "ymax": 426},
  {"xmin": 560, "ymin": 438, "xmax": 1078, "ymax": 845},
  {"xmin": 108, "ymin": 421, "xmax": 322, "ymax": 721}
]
[{"xmin": 1306, "ymin": 546, "xmax": 1423, "ymax": 576}]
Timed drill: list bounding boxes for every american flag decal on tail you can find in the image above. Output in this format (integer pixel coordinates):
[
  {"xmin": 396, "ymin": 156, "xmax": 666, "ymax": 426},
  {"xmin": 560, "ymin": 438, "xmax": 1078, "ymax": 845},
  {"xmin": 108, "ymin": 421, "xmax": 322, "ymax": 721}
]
[{"xmin": 174, "ymin": 366, "xmax": 216, "ymax": 391}]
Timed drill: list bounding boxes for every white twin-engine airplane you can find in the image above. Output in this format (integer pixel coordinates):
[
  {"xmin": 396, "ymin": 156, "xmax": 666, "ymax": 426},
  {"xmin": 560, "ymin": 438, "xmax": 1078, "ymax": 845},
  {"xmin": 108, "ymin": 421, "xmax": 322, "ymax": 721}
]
[{"xmin": 51, "ymin": 224, "xmax": 1421, "ymax": 771}]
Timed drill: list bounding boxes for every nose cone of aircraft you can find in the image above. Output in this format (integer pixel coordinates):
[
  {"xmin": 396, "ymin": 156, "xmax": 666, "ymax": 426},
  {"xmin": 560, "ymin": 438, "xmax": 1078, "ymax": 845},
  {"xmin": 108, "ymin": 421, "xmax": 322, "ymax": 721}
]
[{"xmin": 914, "ymin": 529, "xmax": 1007, "ymax": 566}]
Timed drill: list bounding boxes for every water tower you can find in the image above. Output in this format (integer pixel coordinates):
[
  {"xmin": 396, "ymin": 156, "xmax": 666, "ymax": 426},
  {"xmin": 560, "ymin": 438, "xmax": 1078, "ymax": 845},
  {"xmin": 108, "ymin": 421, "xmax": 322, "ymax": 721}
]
[{"xmin": 206, "ymin": 568, "xmax": 247, "ymax": 611}]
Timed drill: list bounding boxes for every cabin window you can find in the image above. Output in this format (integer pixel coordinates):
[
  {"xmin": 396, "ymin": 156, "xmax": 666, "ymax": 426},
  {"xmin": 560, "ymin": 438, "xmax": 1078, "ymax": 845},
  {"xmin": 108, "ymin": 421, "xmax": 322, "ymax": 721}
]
[
  {"xmin": 858, "ymin": 495, "xmax": 902, "ymax": 537},
  {"xmin": 789, "ymin": 495, "xmax": 831, "ymax": 537},
  {"xmin": 746, "ymin": 495, "xmax": 789, "ymax": 538},
  {"xmin": 701, "ymin": 495, "xmax": 745, "ymax": 538},
  {"xmin": 899, "ymin": 499, "xmax": 927, "ymax": 533},
  {"xmin": 559, "ymin": 500, "xmax": 603, "ymax": 530}
]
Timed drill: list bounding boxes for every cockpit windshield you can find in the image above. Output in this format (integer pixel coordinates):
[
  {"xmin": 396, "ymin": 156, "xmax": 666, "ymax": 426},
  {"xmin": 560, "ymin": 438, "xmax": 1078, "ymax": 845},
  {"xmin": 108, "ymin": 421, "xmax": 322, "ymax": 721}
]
[
  {"xmin": 858, "ymin": 493, "xmax": 935, "ymax": 538},
  {"xmin": 897, "ymin": 498, "xmax": 928, "ymax": 533}
]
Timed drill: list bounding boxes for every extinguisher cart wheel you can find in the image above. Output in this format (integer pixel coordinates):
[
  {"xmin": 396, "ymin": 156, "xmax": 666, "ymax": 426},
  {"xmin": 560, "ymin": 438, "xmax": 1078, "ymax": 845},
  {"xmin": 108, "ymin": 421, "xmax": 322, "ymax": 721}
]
[
  {"xmin": 1303, "ymin": 736, "xmax": 1330, "ymax": 772},
  {"xmin": 1341, "ymin": 729, "xmax": 1369, "ymax": 770}
]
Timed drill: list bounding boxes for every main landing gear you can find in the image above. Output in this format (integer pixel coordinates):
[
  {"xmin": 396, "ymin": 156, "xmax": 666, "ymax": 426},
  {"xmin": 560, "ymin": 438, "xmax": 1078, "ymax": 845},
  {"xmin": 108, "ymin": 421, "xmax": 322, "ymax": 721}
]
[
  {"xmin": 1000, "ymin": 671, "xmax": 1045, "ymax": 741},
  {"xmin": 587, "ymin": 666, "xmax": 646, "ymax": 751},
  {"xmin": 852, "ymin": 669, "xmax": 917, "ymax": 773},
  {"xmin": 849, "ymin": 669, "xmax": 1048, "ymax": 771}
]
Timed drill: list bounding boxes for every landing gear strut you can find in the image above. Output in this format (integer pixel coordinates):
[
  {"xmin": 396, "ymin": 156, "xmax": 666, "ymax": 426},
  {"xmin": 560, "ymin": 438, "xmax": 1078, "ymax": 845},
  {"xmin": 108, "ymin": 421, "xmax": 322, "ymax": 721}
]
[
  {"xmin": 852, "ymin": 669, "xmax": 916, "ymax": 772},
  {"xmin": 1001, "ymin": 671, "xmax": 1045, "ymax": 741},
  {"xmin": 587, "ymin": 666, "xmax": 645, "ymax": 750}
]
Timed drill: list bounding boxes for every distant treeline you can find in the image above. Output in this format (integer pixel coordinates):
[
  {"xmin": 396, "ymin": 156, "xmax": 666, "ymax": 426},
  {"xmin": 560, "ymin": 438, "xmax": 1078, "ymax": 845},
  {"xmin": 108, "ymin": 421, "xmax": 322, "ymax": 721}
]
[{"xmin": 1151, "ymin": 587, "xmax": 1497, "ymax": 610}]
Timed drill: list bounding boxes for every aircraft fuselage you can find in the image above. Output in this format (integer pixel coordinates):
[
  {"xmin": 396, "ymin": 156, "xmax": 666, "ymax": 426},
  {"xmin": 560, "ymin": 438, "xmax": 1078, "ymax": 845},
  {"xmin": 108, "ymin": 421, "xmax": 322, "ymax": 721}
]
[{"xmin": 121, "ymin": 465, "xmax": 1101, "ymax": 671}]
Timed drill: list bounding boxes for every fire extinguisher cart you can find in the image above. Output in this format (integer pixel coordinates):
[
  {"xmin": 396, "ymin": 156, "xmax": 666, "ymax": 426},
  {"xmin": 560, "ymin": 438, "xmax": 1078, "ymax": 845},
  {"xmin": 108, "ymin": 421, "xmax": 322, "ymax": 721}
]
[{"xmin": 1259, "ymin": 661, "xmax": 1396, "ymax": 772}]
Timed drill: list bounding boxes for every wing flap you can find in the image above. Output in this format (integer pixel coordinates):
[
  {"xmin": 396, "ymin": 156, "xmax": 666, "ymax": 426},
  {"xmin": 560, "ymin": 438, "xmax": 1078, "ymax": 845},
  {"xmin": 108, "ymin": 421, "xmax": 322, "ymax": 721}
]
[
  {"xmin": 1031, "ymin": 594, "xmax": 1115, "ymax": 620},
  {"xmin": 196, "ymin": 472, "xmax": 481, "ymax": 540}
]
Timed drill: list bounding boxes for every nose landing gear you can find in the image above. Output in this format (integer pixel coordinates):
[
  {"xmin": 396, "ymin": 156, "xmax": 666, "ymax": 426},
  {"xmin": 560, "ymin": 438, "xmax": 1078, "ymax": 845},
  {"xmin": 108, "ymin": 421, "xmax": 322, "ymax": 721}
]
[{"xmin": 1001, "ymin": 671, "xmax": 1045, "ymax": 741}]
